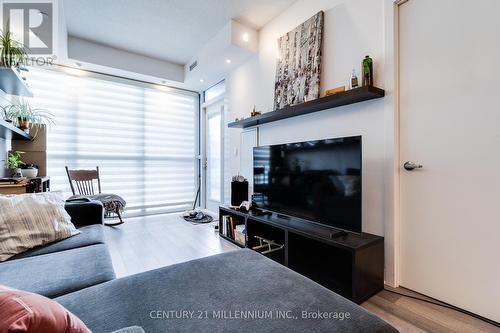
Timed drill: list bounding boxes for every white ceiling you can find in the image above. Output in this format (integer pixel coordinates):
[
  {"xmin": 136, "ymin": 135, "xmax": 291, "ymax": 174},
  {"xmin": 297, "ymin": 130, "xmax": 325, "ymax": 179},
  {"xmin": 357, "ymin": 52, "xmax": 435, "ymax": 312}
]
[{"xmin": 63, "ymin": 0, "xmax": 296, "ymax": 65}]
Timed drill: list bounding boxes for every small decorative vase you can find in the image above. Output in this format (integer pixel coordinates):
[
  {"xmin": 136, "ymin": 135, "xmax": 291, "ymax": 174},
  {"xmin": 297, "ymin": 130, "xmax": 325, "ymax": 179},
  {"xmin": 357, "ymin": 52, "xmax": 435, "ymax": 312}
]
[
  {"xmin": 350, "ymin": 69, "xmax": 359, "ymax": 89},
  {"xmin": 362, "ymin": 55, "xmax": 373, "ymax": 86}
]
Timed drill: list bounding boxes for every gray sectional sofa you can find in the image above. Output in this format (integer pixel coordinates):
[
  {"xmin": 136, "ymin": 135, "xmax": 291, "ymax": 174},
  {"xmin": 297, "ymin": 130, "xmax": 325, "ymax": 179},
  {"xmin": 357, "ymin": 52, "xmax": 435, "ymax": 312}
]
[
  {"xmin": 0, "ymin": 200, "xmax": 115, "ymax": 298},
  {"xmin": 0, "ymin": 201, "xmax": 398, "ymax": 333}
]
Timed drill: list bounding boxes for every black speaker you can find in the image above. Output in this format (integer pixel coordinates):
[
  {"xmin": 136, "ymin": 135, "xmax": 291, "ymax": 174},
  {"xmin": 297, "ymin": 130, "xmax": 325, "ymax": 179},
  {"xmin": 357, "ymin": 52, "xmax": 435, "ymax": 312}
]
[{"xmin": 231, "ymin": 181, "xmax": 248, "ymax": 206}]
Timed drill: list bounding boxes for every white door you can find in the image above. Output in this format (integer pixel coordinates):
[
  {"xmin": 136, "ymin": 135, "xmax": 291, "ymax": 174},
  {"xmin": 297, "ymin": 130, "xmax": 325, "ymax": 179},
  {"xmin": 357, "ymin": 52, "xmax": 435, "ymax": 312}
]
[
  {"xmin": 399, "ymin": 0, "xmax": 500, "ymax": 322},
  {"xmin": 205, "ymin": 101, "xmax": 224, "ymax": 212}
]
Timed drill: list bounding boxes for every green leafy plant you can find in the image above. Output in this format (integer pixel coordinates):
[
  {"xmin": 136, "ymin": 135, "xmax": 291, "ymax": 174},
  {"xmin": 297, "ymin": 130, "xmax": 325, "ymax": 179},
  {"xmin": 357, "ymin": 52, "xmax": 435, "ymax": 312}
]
[
  {"xmin": 6, "ymin": 151, "xmax": 24, "ymax": 169},
  {"xmin": 0, "ymin": 24, "xmax": 27, "ymax": 68},
  {"xmin": 4, "ymin": 99, "xmax": 55, "ymax": 128}
]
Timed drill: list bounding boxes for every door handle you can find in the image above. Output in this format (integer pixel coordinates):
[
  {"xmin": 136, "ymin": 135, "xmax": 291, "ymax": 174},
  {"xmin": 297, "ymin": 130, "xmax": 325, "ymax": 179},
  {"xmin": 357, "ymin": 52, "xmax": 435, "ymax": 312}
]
[{"xmin": 404, "ymin": 161, "xmax": 423, "ymax": 171}]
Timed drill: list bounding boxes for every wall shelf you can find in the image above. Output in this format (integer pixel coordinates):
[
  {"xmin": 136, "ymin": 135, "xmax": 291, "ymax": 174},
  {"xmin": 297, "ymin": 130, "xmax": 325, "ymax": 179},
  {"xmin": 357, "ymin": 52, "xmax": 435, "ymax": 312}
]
[
  {"xmin": 0, "ymin": 119, "xmax": 31, "ymax": 141},
  {"xmin": 228, "ymin": 86, "xmax": 385, "ymax": 128},
  {"xmin": 0, "ymin": 67, "xmax": 33, "ymax": 97}
]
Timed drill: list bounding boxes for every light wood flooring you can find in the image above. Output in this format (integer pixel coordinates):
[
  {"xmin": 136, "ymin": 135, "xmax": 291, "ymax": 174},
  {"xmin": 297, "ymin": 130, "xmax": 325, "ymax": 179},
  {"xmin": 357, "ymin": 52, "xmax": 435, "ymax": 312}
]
[{"xmin": 104, "ymin": 213, "xmax": 499, "ymax": 333}]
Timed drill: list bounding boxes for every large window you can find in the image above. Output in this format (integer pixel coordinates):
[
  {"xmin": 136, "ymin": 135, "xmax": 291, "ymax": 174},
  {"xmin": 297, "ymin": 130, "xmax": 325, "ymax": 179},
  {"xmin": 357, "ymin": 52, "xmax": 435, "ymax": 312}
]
[{"xmin": 28, "ymin": 67, "xmax": 199, "ymax": 216}]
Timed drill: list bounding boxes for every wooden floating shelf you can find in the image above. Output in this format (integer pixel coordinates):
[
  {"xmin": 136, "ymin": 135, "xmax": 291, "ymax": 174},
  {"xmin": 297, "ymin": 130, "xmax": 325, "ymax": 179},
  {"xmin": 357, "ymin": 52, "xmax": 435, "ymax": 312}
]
[
  {"xmin": 0, "ymin": 119, "xmax": 32, "ymax": 141},
  {"xmin": 228, "ymin": 86, "xmax": 385, "ymax": 128},
  {"xmin": 0, "ymin": 67, "xmax": 33, "ymax": 97}
]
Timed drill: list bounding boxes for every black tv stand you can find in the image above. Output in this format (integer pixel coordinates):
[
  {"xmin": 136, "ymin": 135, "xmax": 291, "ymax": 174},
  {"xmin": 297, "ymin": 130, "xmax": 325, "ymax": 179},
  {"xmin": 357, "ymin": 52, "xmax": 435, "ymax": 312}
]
[{"xmin": 218, "ymin": 206, "xmax": 384, "ymax": 304}]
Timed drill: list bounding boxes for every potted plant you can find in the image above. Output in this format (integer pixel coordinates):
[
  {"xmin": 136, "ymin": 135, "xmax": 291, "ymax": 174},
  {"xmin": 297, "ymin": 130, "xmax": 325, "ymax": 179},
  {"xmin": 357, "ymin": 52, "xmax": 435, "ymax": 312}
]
[
  {"xmin": 3, "ymin": 99, "xmax": 55, "ymax": 137},
  {"xmin": 0, "ymin": 25, "xmax": 27, "ymax": 68},
  {"xmin": 5, "ymin": 150, "xmax": 24, "ymax": 178},
  {"xmin": 20, "ymin": 163, "xmax": 38, "ymax": 178}
]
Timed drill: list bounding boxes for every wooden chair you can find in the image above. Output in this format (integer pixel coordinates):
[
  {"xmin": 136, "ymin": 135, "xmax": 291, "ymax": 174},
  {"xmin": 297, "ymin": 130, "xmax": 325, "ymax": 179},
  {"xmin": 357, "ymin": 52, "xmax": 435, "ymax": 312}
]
[{"xmin": 65, "ymin": 166, "xmax": 125, "ymax": 226}]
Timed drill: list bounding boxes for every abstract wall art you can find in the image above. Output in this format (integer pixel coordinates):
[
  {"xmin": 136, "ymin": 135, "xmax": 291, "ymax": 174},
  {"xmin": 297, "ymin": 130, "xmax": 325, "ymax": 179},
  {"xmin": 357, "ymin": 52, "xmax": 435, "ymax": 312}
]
[{"xmin": 274, "ymin": 11, "xmax": 324, "ymax": 110}]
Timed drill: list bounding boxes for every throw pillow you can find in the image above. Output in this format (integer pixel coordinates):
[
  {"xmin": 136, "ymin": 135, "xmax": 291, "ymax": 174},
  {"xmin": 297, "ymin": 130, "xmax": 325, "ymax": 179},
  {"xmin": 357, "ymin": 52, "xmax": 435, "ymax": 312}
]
[
  {"xmin": 0, "ymin": 192, "xmax": 79, "ymax": 261},
  {"xmin": 0, "ymin": 285, "xmax": 91, "ymax": 333}
]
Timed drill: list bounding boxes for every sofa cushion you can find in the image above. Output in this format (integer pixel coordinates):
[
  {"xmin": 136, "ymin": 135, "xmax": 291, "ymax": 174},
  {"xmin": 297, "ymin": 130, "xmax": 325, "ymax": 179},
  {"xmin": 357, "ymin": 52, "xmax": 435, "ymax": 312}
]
[
  {"xmin": 0, "ymin": 192, "xmax": 79, "ymax": 261},
  {"xmin": 0, "ymin": 285, "xmax": 91, "ymax": 333},
  {"xmin": 56, "ymin": 249, "xmax": 397, "ymax": 333},
  {"xmin": 9, "ymin": 225, "xmax": 106, "ymax": 260},
  {"xmin": 0, "ymin": 244, "xmax": 115, "ymax": 298}
]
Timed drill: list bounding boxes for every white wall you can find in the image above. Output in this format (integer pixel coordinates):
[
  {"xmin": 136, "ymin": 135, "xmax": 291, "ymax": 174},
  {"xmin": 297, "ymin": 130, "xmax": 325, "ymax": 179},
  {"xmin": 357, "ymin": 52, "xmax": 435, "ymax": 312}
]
[
  {"xmin": 184, "ymin": 21, "xmax": 259, "ymax": 91},
  {"xmin": 67, "ymin": 37, "xmax": 185, "ymax": 83},
  {"xmin": 226, "ymin": 0, "xmax": 397, "ymax": 282}
]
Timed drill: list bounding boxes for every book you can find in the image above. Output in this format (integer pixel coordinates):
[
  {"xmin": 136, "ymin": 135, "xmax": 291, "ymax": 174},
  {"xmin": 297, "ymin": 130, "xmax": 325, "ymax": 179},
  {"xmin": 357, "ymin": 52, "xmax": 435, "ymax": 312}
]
[
  {"xmin": 226, "ymin": 216, "xmax": 231, "ymax": 238},
  {"xmin": 0, "ymin": 178, "xmax": 18, "ymax": 184},
  {"xmin": 231, "ymin": 217, "xmax": 235, "ymax": 239},
  {"xmin": 229, "ymin": 217, "xmax": 235, "ymax": 239},
  {"xmin": 222, "ymin": 216, "xmax": 227, "ymax": 236}
]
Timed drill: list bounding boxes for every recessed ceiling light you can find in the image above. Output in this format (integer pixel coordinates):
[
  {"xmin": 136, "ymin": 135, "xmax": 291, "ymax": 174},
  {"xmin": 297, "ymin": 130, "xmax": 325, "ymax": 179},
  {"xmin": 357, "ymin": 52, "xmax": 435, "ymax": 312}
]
[
  {"xmin": 200, "ymin": 79, "xmax": 204, "ymax": 83},
  {"xmin": 242, "ymin": 33, "xmax": 249, "ymax": 42},
  {"xmin": 226, "ymin": 59, "xmax": 231, "ymax": 64}
]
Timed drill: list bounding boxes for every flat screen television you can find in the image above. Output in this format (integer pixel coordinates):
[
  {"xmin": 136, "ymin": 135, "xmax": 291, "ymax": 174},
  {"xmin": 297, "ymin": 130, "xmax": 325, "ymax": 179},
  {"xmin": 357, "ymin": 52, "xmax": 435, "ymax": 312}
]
[{"xmin": 253, "ymin": 136, "xmax": 362, "ymax": 233}]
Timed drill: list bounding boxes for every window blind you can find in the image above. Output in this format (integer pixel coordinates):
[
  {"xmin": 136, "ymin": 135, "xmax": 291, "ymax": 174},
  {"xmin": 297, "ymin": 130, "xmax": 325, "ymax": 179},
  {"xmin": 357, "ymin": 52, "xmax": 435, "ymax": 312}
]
[{"xmin": 28, "ymin": 67, "xmax": 198, "ymax": 216}]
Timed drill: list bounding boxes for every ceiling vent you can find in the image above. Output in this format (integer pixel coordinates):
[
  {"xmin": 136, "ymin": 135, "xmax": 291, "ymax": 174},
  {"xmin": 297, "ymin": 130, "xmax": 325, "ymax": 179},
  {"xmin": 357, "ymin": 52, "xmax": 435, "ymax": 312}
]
[{"xmin": 189, "ymin": 60, "xmax": 198, "ymax": 72}]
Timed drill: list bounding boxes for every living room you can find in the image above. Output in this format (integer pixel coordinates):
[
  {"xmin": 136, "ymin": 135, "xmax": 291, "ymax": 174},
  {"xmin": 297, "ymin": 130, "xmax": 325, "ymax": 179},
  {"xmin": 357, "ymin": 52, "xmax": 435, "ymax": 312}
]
[{"xmin": 0, "ymin": 0, "xmax": 499, "ymax": 332}]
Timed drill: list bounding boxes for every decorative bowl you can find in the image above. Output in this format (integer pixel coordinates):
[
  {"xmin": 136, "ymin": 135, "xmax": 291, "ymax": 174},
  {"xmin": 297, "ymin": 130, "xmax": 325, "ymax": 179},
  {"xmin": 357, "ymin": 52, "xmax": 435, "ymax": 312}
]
[{"xmin": 21, "ymin": 168, "xmax": 38, "ymax": 178}]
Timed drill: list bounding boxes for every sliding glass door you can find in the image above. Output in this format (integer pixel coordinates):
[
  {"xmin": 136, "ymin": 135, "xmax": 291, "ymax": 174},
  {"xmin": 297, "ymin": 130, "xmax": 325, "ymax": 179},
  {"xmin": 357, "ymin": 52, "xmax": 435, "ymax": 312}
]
[{"xmin": 27, "ymin": 66, "xmax": 199, "ymax": 216}]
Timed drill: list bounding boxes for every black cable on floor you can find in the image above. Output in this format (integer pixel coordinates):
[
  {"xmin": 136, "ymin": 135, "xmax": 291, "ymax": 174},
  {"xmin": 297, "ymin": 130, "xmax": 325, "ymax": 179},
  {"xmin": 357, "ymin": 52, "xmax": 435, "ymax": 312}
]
[{"xmin": 382, "ymin": 288, "xmax": 500, "ymax": 328}]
